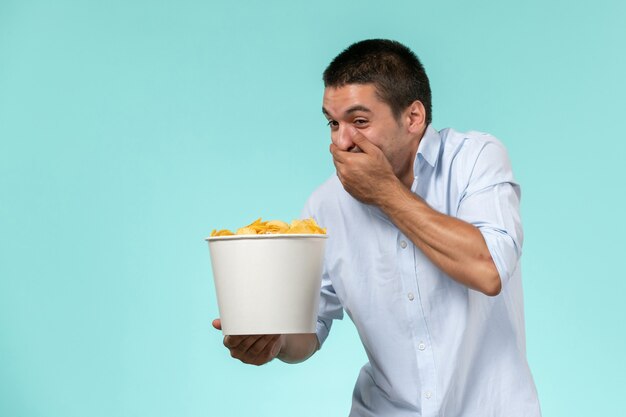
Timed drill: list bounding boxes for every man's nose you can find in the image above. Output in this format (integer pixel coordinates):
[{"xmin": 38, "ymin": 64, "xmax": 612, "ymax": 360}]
[{"xmin": 333, "ymin": 124, "xmax": 356, "ymax": 151}]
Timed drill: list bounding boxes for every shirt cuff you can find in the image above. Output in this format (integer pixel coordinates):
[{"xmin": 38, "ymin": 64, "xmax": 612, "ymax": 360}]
[
  {"xmin": 315, "ymin": 317, "xmax": 333, "ymax": 348},
  {"xmin": 480, "ymin": 227, "xmax": 520, "ymax": 287}
]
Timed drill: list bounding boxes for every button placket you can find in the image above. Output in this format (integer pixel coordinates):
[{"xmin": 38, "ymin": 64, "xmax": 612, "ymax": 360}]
[{"xmin": 398, "ymin": 230, "xmax": 437, "ymax": 414}]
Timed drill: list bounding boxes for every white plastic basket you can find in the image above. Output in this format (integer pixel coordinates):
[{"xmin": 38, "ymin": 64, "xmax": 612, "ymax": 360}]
[{"xmin": 206, "ymin": 234, "xmax": 327, "ymax": 335}]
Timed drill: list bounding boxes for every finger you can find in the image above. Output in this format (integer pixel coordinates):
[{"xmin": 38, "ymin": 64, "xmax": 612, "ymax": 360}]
[
  {"xmin": 331, "ymin": 159, "xmax": 344, "ymax": 183},
  {"xmin": 212, "ymin": 319, "xmax": 222, "ymax": 330},
  {"xmin": 330, "ymin": 151, "xmax": 341, "ymax": 169},
  {"xmin": 331, "ymin": 143, "xmax": 359, "ymax": 164},
  {"xmin": 351, "ymin": 132, "xmax": 379, "ymax": 154},
  {"xmin": 232, "ymin": 335, "xmax": 264, "ymax": 354},
  {"xmin": 332, "ymin": 147, "xmax": 351, "ymax": 170},
  {"xmin": 269, "ymin": 338, "xmax": 283, "ymax": 358},
  {"xmin": 246, "ymin": 335, "xmax": 283, "ymax": 365},
  {"xmin": 329, "ymin": 143, "xmax": 346, "ymax": 163},
  {"xmin": 224, "ymin": 334, "xmax": 253, "ymax": 349},
  {"xmin": 331, "ymin": 141, "xmax": 366, "ymax": 163},
  {"xmin": 248, "ymin": 334, "xmax": 281, "ymax": 356}
]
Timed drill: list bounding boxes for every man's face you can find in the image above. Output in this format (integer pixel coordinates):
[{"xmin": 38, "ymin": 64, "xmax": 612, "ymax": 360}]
[{"xmin": 322, "ymin": 84, "xmax": 413, "ymax": 177}]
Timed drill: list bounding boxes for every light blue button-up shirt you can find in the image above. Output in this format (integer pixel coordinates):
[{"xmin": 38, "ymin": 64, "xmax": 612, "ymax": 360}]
[{"xmin": 302, "ymin": 125, "xmax": 541, "ymax": 417}]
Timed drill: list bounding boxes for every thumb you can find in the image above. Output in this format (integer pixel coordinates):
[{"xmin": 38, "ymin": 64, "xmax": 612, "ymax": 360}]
[
  {"xmin": 212, "ymin": 318, "xmax": 222, "ymax": 330},
  {"xmin": 351, "ymin": 132, "xmax": 379, "ymax": 154}
]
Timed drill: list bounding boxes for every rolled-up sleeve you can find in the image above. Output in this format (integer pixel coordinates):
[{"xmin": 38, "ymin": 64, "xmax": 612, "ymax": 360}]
[{"xmin": 456, "ymin": 140, "xmax": 523, "ymax": 287}]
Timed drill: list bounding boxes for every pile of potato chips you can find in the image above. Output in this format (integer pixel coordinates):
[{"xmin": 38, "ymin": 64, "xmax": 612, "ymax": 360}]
[{"xmin": 210, "ymin": 218, "xmax": 326, "ymax": 236}]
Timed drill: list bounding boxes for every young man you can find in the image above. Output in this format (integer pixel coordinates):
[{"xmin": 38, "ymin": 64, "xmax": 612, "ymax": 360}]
[{"xmin": 213, "ymin": 39, "xmax": 541, "ymax": 417}]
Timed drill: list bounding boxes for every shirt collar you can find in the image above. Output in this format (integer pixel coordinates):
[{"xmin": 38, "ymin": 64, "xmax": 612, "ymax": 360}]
[{"xmin": 414, "ymin": 124, "xmax": 441, "ymax": 171}]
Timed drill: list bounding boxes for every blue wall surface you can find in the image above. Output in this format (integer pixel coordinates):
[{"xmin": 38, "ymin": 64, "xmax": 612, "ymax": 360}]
[{"xmin": 1, "ymin": 1, "xmax": 625, "ymax": 416}]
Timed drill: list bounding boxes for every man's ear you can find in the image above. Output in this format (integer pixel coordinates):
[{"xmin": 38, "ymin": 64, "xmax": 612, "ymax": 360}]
[{"xmin": 405, "ymin": 100, "xmax": 427, "ymax": 133}]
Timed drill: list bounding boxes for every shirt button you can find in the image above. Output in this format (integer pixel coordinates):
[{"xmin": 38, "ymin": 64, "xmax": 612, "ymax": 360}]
[
  {"xmin": 425, "ymin": 391, "xmax": 432, "ymax": 399},
  {"xmin": 407, "ymin": 292, "xmax": 414, "ymax": 301},
  {"xmin": 418, "ymin": 342, "xmax": 426, "ymax": 351},
  {"xmin": 400, "ymin": 240, "xmax": 407, "ymax": 249}
]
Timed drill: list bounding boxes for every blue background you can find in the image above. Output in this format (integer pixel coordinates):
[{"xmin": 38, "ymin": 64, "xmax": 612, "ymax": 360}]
[{"xmin": 1, "ymin": 1, "xmax": 625, "ymax": 416}]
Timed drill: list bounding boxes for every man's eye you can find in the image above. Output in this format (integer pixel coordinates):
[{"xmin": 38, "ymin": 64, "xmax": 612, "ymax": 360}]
[
  {"xmin": 354, "ymin": 119, "xmax": 368, "ymax": 125},
  {"xmin": 326, "ymin": 120, "xmax": 338, "ymax": 128}
]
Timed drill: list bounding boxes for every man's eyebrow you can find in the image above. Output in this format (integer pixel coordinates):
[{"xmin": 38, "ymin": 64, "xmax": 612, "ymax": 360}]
[
  {"xmin": 322, "ymin": 105, "xmax": 372, "ymax": 118},
  {"xmin": 344, "ymin": 105, "xmax": 372, "ymax": 115}
]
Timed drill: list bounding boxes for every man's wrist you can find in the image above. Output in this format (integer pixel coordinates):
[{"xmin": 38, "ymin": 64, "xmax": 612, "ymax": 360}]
[{"xmin": 375, "ymin": 177, "xmax": 411, "ymax": 213}]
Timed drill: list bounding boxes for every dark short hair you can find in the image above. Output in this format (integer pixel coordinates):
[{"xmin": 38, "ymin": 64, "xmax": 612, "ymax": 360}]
[{"xmin": 323, "ymin": 39, "xmax": 432, "ymax": 124}]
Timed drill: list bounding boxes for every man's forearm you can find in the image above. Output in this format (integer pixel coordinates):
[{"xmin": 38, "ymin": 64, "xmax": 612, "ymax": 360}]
[
  {"xmin": 378, "ymin": 179, "xmax": 501, "ymax": 296},
  {"xmin": 277, "ymin": 333, "xmax": 319, "ymax": 364}
]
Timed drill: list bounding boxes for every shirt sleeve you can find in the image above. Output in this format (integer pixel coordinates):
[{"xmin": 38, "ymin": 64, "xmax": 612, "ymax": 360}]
[
  {"xmin": 301, "ymin": 198, "xmax": 344, "ymax": 348},
  {"xmin": 456, "ymin": 140, "xmax": 523, "ymax": 288},
  {"xmin": 315, "ymin": 271, "xmax": 343, "ymax": 347}
]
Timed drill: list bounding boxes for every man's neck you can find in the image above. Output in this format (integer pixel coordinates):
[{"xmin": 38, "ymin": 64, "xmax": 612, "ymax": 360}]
[{"xmin": 399, "ymin": 126, "xmax": 427, "ymax": 188}]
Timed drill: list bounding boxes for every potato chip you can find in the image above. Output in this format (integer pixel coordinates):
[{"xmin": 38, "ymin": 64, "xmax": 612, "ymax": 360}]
[
  {"xmin": 286, "ymin": 218, "xmax": 327, "ymax": 234},
  {"xmin": 236, "ymin": 226, "xmax": 258, "ymax": 235},
  {"xmin": 211, "ymin": 229, "xmax": 235, "ymax": 237},
  {"xmin": 211, "ymin": 217, "xmax": 326, "ymax": 236},
  {"xmin": 265, "ymin": 220, "xmax": 290, "ymax": 233}
]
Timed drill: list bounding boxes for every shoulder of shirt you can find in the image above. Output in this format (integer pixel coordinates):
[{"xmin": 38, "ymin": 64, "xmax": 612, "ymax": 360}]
[
  {"xmin": 435, "ymin": 127, "xmax": 515, "ymax": 188},
  {"xmin": 305, "ymin": 174, "xmax": 342, "ymax": 206},
  {"xmin": 302, "ymin": 174, "xmax": 351, "ymax": 219},
  {"xmin": 437, "ymin": 127, "xmax": 508, "ymax": 159},
  {"xmin": 438, "ymin": 127, "xmax": 505, "ymax": 151}
]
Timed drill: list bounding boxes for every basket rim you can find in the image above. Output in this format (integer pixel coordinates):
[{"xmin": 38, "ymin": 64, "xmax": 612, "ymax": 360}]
[{"xmin": 205, "ymin": 233, "xmax": 328, "ymax": 241}]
